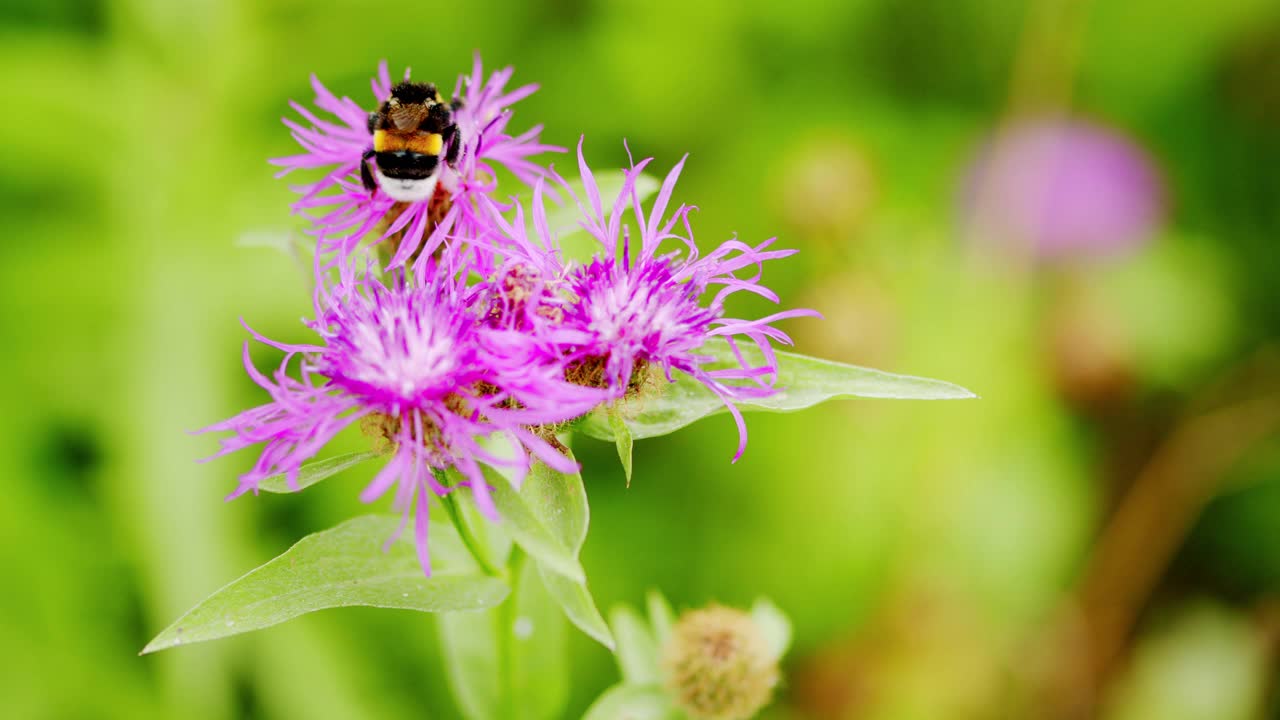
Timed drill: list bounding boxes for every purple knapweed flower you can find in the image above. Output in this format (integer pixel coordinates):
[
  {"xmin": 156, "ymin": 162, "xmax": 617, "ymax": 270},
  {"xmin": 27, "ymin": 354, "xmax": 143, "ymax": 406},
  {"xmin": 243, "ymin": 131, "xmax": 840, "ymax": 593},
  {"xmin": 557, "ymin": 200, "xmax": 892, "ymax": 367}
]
[
  {"xmin": 200, "ymin": 270, "xmax": 605, "ymax": 575},
  {"xmin": 961, "ymin": 118, "xmax": 1165, "ymax": 260},
  {"xmin": 273, "ymin": 55, "xmax": 560, "ymax": 277},
  {"xmin": 485, "ymin": 141, "xmax": 819, "ymax": 460}
]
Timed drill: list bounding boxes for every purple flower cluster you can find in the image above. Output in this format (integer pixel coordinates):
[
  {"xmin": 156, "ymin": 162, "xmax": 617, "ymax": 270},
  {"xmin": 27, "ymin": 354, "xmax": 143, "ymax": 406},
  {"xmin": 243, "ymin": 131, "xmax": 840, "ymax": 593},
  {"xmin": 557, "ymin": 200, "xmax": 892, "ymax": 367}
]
[
  {"xmin": 207, "ymin": 57, "xmax": 812, "ymax": 574},
  {"xmin": 486, "ymin": 142, "xmax": 818, "ymax": 459}
]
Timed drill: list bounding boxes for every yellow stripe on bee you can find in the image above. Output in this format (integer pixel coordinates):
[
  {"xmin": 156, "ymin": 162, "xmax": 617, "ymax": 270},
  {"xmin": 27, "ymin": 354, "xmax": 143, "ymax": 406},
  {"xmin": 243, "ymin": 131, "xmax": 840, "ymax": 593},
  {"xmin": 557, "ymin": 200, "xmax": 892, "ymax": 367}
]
[
  {"xmin": 408, "ymin": 133, "xmax": 443, "ymax": 156},
  {"xmin": 373, "ymin": 130, "xmax": 443, "ymax": 156}
]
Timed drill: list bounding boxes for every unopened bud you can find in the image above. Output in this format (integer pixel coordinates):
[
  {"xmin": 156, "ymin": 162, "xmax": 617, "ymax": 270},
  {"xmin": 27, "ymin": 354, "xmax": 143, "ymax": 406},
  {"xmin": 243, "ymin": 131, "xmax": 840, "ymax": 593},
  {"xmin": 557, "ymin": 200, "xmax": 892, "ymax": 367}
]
[{"xmin": 662, "ymin": 605, "xmax": 779, "ymax": 720}]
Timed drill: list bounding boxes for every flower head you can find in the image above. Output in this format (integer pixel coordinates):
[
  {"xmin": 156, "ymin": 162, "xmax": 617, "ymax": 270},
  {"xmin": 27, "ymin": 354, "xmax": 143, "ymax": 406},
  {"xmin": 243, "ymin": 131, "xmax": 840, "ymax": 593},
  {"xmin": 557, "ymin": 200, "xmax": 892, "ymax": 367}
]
[
  {"xmin": 962, "ymin": 118, "xmax": 1165, "ymax": 260},
  {"xmin": 201, "ymin": 271, "xmax": 603, "ymax": 575},
  {"xmin": 274, "ymin": 55, "xmax": 560, "ymax": 278},
  {"xmin": 489, "ymin": 141, "xmax": 818, "ymax": 460},
  {"xmin": 662, "ymin": 605, "xmax": 780, "ymax": 720}
]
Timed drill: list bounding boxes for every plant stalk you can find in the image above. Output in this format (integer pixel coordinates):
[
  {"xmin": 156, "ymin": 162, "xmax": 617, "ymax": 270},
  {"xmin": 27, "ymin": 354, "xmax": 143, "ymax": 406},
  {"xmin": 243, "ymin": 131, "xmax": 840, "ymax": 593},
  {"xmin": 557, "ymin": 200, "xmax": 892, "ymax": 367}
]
[
  {"xmin": 499, "ymin": 544, "xmax": 527, "ymax": 718},
  {"xmin": 435, "ymin": 470, "xmax": 503, "ymax": 578}
]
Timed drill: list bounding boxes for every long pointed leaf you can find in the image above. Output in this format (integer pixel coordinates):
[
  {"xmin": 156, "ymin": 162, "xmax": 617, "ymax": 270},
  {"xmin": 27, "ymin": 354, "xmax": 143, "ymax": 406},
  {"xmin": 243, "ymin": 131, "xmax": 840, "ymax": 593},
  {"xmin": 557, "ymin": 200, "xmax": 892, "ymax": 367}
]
[
  {"xmin": 578, "ymin": 339, "xmax": 976, "ymax": 440},
  {"xmin": 142, "ymin": 515, "xmax": 508, "ymax": 653},
  {"xmin": 438, "ymin": 558, "xmax": 567, "ymax": 720},
  {"xmin": 540, "ymin": 565, "xmax": 614, "ymax": 650},
  {"xmin": 486, "ymin": 463, "xmax": 586, "ymax": 583},
  {"xmin": 610, "ymin": 605, "xmax": 660, "ymax": 685},
  {"xmin": 583, "ymin": 685, "xmax": 676, "ymax": 720},
  {"xmin": 257, "ymin": 451, "xmax": 380, "ymax": 493},
  {"xmin": 485, "ymin": 447, "xmax": 615, "ymax": 648},
  {"xmin": 608, "ymin": 406, "xmax": 634, "ymax": 485}
]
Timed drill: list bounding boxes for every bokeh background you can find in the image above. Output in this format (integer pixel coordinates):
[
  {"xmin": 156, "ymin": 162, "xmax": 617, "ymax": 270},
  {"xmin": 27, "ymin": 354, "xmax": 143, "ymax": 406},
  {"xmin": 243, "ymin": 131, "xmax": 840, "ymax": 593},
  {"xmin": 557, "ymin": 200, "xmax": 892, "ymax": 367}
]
[{"xmin": 3, "ymin": 0, "xmax": 1279, "ymax": 718}]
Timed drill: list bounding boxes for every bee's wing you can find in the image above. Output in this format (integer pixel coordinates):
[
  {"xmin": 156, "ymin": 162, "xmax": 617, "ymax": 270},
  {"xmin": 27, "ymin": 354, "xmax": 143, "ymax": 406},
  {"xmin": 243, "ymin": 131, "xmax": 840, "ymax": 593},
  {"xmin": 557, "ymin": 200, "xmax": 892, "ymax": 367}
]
[{"xmin": 389, "ymin": 104, "xmax": 431, "ymax": 131}]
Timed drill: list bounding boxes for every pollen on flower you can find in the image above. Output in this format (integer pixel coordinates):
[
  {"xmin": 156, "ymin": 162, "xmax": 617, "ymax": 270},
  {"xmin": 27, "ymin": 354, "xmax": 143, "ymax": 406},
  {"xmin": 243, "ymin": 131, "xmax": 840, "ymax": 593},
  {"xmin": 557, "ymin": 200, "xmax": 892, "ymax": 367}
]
[
  {"xmin": 358, "ymin": 407, "xmax": 460, "ymax": 462},
  {"xmin": 502, "ymin": 265, "xmax": 536, "ymax": 298},
  {"xmin": 564, "ymin": 356, "xmax": 610, "ymax": 389},
  {"xmin": 482, "ymin": 263, "xmax": 573, "ymax": 340},
  {"xmin": 626, "ymin": 358, "xmax": 658, "ymax": 396},
  {"xmin": 662, "ymin": 605, "xmax": 779, "ymax": 720},
  {"xmin": 565, "ymin": 356, "xmax": 654, "ymax": 396},
  {"xmin": 360, "ymin": 412, "xmax": 401, "ymax": 455},
  {"xmin": 486, "ymin": 264, "xmax": 547, "ymax": 324}
]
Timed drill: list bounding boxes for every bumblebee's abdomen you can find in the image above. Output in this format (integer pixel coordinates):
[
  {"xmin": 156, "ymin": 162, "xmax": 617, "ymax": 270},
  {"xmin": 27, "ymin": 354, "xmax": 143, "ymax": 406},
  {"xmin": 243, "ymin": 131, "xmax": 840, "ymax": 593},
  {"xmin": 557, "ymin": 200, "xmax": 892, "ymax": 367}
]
[
  {"xmin": 375, "ymin": 150, "xmax": 439, "ymax": 180},
  {"xmin": 373, "ymin": 129, "xmax": 443, "ymax": 156}
]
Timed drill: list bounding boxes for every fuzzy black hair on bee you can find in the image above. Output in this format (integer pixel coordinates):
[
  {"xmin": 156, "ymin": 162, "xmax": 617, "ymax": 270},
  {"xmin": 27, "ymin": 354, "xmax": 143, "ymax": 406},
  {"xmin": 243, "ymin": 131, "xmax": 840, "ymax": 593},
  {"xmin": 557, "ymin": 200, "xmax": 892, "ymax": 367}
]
[{"xmin": 388, "ymin": 81, "xmax": 439, "ymax": 106}]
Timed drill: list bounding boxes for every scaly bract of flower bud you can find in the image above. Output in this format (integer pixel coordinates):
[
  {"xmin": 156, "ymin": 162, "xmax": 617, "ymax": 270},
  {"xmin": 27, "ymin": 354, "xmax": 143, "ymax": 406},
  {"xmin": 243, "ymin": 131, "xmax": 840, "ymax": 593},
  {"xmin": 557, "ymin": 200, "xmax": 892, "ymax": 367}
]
[{"xmin": 662, "ymin": 605, "xmax": 780, "ymax": 720}]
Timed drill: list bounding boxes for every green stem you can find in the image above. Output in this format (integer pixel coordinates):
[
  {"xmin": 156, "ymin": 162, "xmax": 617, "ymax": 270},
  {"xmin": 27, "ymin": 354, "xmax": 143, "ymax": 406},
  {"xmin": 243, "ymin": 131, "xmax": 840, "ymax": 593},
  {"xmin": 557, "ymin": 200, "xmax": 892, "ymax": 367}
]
[
  {"xmin": 435, "ymin": 470, "xmax": 503, "ymax": 578},
  {"xmin": 499, "ymin": 544, "xmax": 526, "ymax": 718}
]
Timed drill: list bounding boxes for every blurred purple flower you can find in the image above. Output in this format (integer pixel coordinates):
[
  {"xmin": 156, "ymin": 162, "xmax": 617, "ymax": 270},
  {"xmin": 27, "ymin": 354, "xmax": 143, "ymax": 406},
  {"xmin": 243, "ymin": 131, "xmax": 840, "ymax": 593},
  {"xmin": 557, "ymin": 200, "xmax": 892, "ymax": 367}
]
[
  {"xmin": 273, "ymin": 55, "xmax": 560, "ymax": 277},
  {"xmin": 487, "ymin": 141, "xmax": 819, "ymax": 461},
  {"xmin": 200, "ymin": 271, "xmax": 603, "ymax": 575},
  {"xmin": 963, "ymin": 119, "xmax": 1165, "ymax": 259}
]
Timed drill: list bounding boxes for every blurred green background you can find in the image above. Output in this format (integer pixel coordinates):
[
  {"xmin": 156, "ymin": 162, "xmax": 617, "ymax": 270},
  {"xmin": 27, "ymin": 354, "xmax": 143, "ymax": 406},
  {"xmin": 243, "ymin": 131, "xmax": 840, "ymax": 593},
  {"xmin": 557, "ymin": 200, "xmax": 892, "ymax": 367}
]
[{"xmin": 2, "ymin": 0, "xmax": 1278, "ymax": 718}]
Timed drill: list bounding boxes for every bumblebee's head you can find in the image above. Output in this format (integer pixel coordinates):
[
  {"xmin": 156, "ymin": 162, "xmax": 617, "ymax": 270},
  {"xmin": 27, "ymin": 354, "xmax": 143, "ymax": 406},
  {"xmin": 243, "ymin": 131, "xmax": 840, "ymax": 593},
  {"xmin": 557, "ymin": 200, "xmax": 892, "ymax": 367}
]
[
  {"xmin": 380, "ymin": 81, "xmax": 452, "ymax": 132},
  {"xmin": 388, "ymin": 81, "xmax": 443, "ymax": 107}
]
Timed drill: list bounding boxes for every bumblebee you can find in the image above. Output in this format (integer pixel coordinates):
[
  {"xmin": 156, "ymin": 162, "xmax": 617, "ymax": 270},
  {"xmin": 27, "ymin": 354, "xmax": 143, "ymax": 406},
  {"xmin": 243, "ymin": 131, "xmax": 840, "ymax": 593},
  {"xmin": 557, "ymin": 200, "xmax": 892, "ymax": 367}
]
[{"xmin": 362, "ymin": 81, "xmax": 462, "ymax": 203}]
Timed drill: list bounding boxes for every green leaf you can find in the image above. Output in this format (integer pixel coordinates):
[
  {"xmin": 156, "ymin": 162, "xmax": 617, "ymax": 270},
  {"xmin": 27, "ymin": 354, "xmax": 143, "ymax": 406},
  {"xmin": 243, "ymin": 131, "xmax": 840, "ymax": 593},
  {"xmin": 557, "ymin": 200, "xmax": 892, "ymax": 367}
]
[
  {"xmin": 256, "ymin": 451, "xmax": 380, "ymax": 493},
  {"xmin": 438, "ymin": 557, "xmax": 567, "ymax": 720},
  {"xmin": 485, "ymin": 462, "xmax": 586, "ymax": 583},
  {"xmin": 524, "ymin": 452, "xmax": 614, "ymax": 650},
  {"xmin": 647, "ymin": 590, "xmax": 676, "ymax": 648},
  {"xmin": 750, "ymin": 598, "xmax": 792, "ymax": 662},
  {"xmin": 141, "ymin": 515, "xmax": 508, "ymax": 654},
  {"xmin": 583, "ymin": 684, "xmax": 677, "ymax": 720},
  {"xmin": 510, "ymin": 560, "xmax": 569, "ymax": 720},
  {"xmin": 440, "ymin": 480, "xmax": 513, "ymax": 573},
  {"xmin": 437, "ymin": 609, "xmax": 498, "ymax": 720},
  {"xmin": 608, "ymin": 405, "xmax": 635, "ymax": 486},
  {"xmin": 610, "ymin": 605, "xmax": 660, "ymax": 685},
  {"xmin": 485, "ymin": 447, "xmax": 614, "ymax": 648},
  {"xmin": 540, "ymin": 566, "xmax": 615, "ymax": 650},
  {"xmin": 578, "ymin": 338, "xmax": 977, "ymax": 441}
]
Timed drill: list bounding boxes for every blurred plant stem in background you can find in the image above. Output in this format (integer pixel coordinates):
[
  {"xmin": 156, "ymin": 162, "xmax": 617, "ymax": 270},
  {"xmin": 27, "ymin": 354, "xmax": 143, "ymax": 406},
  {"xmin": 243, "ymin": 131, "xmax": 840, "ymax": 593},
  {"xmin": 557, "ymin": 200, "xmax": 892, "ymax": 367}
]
[{"xmin": 1030, "ymin": 349, "xmax": 1280, "ymax": 718}]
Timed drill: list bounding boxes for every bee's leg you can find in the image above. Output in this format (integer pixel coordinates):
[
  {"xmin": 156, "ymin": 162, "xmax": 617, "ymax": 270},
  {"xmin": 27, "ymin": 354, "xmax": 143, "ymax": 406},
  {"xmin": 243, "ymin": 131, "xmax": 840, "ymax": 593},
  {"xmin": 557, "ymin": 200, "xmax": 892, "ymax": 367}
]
[
  {"xmin": 367, "ymin": 111, "xmax": 379, "ymax": 134},
  {"xmin": 442, "ymin": 124, "xmax": 460, "ymax": 165},
  {"xmin": 450, "ymin": 97, "xmax": 464, "ymax": 112},
  {"xmin": 361, "ymin": 148, "xmax": 377, "ymax": 194}
]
